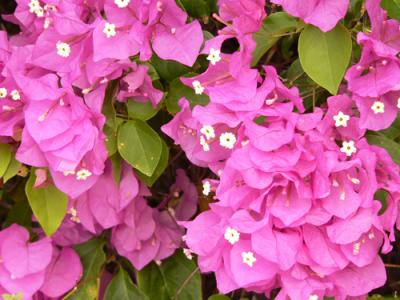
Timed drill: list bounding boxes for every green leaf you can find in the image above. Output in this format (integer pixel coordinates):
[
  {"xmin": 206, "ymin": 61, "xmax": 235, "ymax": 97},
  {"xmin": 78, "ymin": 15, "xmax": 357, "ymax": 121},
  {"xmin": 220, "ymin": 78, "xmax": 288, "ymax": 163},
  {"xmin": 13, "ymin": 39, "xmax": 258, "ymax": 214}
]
[
  {"xmin": 137, "ymin": 263, "xmax": 170, "ymax": 300},
  {"xmin": 137, "ymin": 250, "xmax": 202, "ymax": 300},
  {"xmin": 298, "ymin": 24, "xmax": 352, "ymax": 95},
  {"xmin": 5, "ymin": 200, "xmax": 32, "ymax": 227},
  {"xmin": 0, "ymin": 144, "xmax": 11, "ymax": 178},
  {"xmin": 2, "ymin": 292, "xmax": 24, "ymax": 300},
  {"xmin": 104, "ymin": 125, "xmax": 117, "ymax": 156},
  {"xmin": 151, "ymin": 55, "xmax": 191, "ymax": 82},
  {"xmin": 381, "ymin": 0, "xmax": 400, "ymax": 20},
  {"xmin": 104, "ymin": 268, "xmax": 149, "ymax": 300},
  {"xmin": 127, "ymin": 100, "xmax": 160, "ymax": 121},
  {"xmin": 166, "ymin": 78, "xmax": 209, "ymax": 114},
  {"xmin": 252, "ymin": 12, "xmax": 298, "ymax": 66},
  {"xmin": 3, "ymin": 157, "xmax": 21, "ymax": 183},
  {"xmin": 136, "ymin": 139, "xmax": 169, "ymax": 186},
  {"xmin": 208, "ymin": 295, "xmax": 231, "ymax": 300},
  {"xmin": 118, "ymin": 120, "xmax": 162, "ymax": 176},
  {"xmin": 178, "ymin": 0, "xmax": 210, "ymax": 17},
  {"xmin": 367, "ymin": 133, "xmax": 400, "ymax": 165},
  {"xmin": 65, "ymin": 238, "xmax": 106, "ymax": 300},
  {"xmin": 25, "ymin": 171, "xmax": 68, "ymax": 236}
]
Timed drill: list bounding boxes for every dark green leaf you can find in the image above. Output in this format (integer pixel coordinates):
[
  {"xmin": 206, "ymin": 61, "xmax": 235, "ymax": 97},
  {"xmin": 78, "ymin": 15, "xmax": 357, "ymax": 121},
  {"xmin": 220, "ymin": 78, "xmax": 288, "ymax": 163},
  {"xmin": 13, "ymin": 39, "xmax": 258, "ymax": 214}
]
[
  {"xmin": 208, "ymin": 295, "xmax": 231, "ymax": 300},
  {"xmin": 0, "ymin": 144, "xmax": 11, "ymax": 178},
  {"xmin": 25, "ymin": 171, "xmax": 68, "ymax": 236},
  {"xmin": 3, "ymin": 157, "xmax": 21, "ymax": 183},
  {"xmin": 178, "ymin": 0, "xmax": 210, "ymax": 17},
  {"xmin": 127, "ymin": 100, "xmax": 160, "ymax": 121},
  {"xmin": 104, "ymin": 268, "xmax": 149, "ymax": 300},
  {"xmin": 137, "ymin": 250, "xmax": 202, "ymax": 300},
  {"xmin": 298, "ymin": 24, "xmax": 352, "ymax": 95},
  {"xmin": 166, "ymin": 78, "xmax": 209, "ymax": 114},
  {"xmin": 118, "ymin": 120, "xmax": 162, "ymax": 176},
  {"xmin": 66, "ymin": 238, "xmax": 106, "ymax": 300},
  {"xmin": 252, "ymin": 12, "xmax": 298, "ymax": 66},
  {"xmin": 5, "ymin": 200, "xmax": 32, "ymax": 227},
  {"xmin": 104, "ymin": 125, "xmax": 118, "ymax": 156},
  {"xmin": 381, "ymin": 0, "xmax": 400, "ymax": 20},
  {"xmin": 367, "ymin": 133, "xmax": 400, "ymax": 164},
  {"xmin": 151, "ymin": 55, "xmax": 191, "ymax": 82},
  {"xmin": 136, "ymin": 139, "xmax": 169, "ymax": 186}
]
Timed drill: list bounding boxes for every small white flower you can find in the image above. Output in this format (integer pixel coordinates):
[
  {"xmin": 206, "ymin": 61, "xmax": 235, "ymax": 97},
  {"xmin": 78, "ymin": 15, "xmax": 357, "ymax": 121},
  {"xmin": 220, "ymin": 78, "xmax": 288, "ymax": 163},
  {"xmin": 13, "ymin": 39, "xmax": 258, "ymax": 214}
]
[
  {"xmin": 183, "ymin": 248, "xmax": 193, "ymax": 260},
  {"xmin": 309, "ymin": 295, "xmax": 318, "ymax": 300},
  {"xmin": 192, "ymin": 80, "xmax": 204, "ymax": 95},
  {"xmin": 0, "ymin": 87, "xmax": 7, "ymax": 98},
  {"xmin": 340, "ymin": 140, "xmax": 357, "ymax": 157},
  {"xmin": 28, "ymin": 0, "xmax": 40, "ymax": 13},
  {"xmin": 56, "ymin": 41, "xmax": 71, "ymax": 58},
  {"xmin": 224, "ymin": 227, "xmax": 240, "ymax": 245},
  {"xmin": 353, "ymin": 242, "xmax": 361, "ymax": 255},
  {"xmin": 200, "ymin": 135, "xmax": 210, "ymax": 152},
  {"xmin": 397, "ymin": 97, "xmax": 400, "ymax": 109},
  {"xmin": 76, "ymin": 169, "xmax": 92, "ymax": 180},
  {"xmin": 371, "ymin": 100, "xmax": 385, "ymax": 114},
  {"xmin": 35, "ymin": 6, "xmax": 44, "ymax": 17},
  {"xmin": 63, "ymin": 170, "xmax": 75, "ymax": 176},
  {"xmin": 10, "ymin": 90, "xmax": 21, "ymax": 101},
  {"xmin": 68, "ymin": 207, "xmax": 80, "ymax": 223},
  {"xmin": 200, "ymin": 125, "xmax": 215, "ymax": 140},
  {"xmin": 170, "ymin": 27, "xmax": 176, "ymax": 34},
  {"xmin": 333, "ymin": 111, "xmax": 350, "ymax": 127},
  {"xmin": 207, "ymin": 48, "xmax": 221, "ymax": 65},
  {"xmin": 103, "ymin": 22, "xmax": 117, "ymax": 38},
  {"xmin": 114, "ymin": 0, "xmax": 130, "ymax": 8},
  {"xmin": 202, "ymin": 181, "xmax": 211, "ymax": 196},
  {"xmin": 368, "ymin": 232, "xmax": 375, "ymax": 239},
  {"xmin": 242, "ymin": 251, "xmax": 256, "ymax": 267},
  {"xmin": 219, "ymin": 132, "xmax": 236, "ymax": 149}
]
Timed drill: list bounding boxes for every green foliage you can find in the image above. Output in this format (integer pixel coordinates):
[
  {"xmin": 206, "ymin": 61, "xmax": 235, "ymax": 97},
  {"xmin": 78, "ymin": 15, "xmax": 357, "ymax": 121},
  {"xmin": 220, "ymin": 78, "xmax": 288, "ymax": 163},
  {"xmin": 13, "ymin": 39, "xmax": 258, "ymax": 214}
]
[
  {"xmin": 252, "ymin": 12, "xmax": 299, "ymax": 66},
  {"xmin": 118, "ymin": 120, "xmax": 163, "ymax": 177},
  {"xmin": 0, "ymin": 144, "xmax": 11, "ymax": 178},
  {"xmin": 208, "ymin": 295, "xmax": 231, "ymax": 300},
  {"xmin": 381, "ymin": 0, "xmax": 400, "ymax": 20},
  {"xmin": 25, "ymin": 171, "xmax": 68, "ymax": 236},
  {"xmin": 137, "ymin": 250, "xmax": 202, "ymax": 300},
  {"xmin": 367, "ymin": 133, "xmax": 400, "ymax": 164},
  {"xmin": 65, "ymin": 238, "xmax": 106, "ymax": 300},
  {"xmin": 104, "ymin": 268, "xmax": 149, "ymax": 300},
  {"xmin": 298, "ymin": 24, "xmax": 352, "ymax": 95},
  {"xmin": 127, "ymin": 99, "xmax": 161, "ymax": 121}
]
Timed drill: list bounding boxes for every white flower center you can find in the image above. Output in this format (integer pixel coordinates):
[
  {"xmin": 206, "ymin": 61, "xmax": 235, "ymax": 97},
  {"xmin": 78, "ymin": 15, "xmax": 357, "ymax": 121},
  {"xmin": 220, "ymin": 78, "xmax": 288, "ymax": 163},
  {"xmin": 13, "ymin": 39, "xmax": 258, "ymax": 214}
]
[
  {"xmin": 56, "ymin": 42, "xmax": 71, "ymax": 58},
  {"xmin": 114, "ymin": 0, "xmax": 130, "ymax": 8},
  {"xmin": 28, "ymin": 0, "xmax": 44, "ymax": 17},
  {"xmin": 202, "ymin": 181, "xmax": 211, "ymax": 196},
  {"xmin": 219, "ymin": 132, "xmax": 236, "ymax": 149},
  {"xmin": 371, "ymin": 100, "xmax": 385, "ymax": 114},
  {"xmin": 192, "ymin": 80, "xmax": 204, "ymax": 95},
  {"xmin": 0, "ymin": 88, "xmax": 7, "ymax": 98},
  {"xmin": 63, "ymin": 170, "xmax": 75, "ymax": 176},
  {"xmin": 309, "ymin": 295, "xmax": 319, "ymax": 300},
  {"xmin": 333, "ymin": 111, "xmax": 350, "ymax": 127},
  {"xmin": 76, "ymin": 168, "xmax": 92, "ymax": 180},
  {"xmin": 200, "ymin": 135, "xmax": 210, "ymax": 152},
  {"xmin": 340, "ymin": 140, "xmax": 357, "ymax": 157},
  {"xmin": 10, "ymin": 90, "xmax": 21, "ymax": 101},
  {"xmin": 103, "ymin": 22, "xmax": 117, "ymax": 38},
  {"xmin": 200, "ymin": 125, "xmax": 215, "ymax": 140},
  {"xmin": 224, "ymin": 227, "xmax": 240, "ymax": 245},
  {"xmin": 242, "ymin": 251, "xmax": 256, "ymax": 267},
  {"xmin": 207, "ymin": 48, "xmax": 221, "ymax": 65}
]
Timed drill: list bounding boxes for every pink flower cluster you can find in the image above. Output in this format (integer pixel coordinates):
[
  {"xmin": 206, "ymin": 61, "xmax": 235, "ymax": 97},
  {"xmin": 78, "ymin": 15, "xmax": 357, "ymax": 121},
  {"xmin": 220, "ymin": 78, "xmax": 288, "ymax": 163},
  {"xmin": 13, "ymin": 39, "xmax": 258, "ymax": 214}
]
[
  {"xmin": 161, "ymin": 0, "xmax": 400, "ymax": 299},
  {"xmin": 0, "ymin": 0, "xmax": 202, "ymax": 298}
]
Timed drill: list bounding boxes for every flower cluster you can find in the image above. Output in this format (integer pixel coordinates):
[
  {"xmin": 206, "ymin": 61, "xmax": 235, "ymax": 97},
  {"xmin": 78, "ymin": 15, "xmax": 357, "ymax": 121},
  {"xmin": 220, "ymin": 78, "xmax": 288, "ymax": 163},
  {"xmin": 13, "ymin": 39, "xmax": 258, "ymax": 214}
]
[{"xmin": 162, "ymin": 0, "xmax": 400, "ymax": 299}]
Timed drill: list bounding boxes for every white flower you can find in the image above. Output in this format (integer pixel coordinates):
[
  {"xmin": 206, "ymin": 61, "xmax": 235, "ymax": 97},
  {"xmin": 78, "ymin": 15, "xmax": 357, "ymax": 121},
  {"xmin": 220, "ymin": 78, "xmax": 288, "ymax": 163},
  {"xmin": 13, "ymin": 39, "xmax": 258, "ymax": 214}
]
[
  {"xmin": 353, "ymin": 242, "xmax": 361, "ymax": 255},
  {"xmin": 224, "ymin": 227, "xmax": 240, "ymax": 245},
  {"xmin": 219, "ymin": 132, "xmax": 236, "ymax": 149},
  {"xmin": 114, "ymin": 0, "xmax": 130, "ymax": 8},
  {"xmin": 76, "ymin": 169, "xmax": 92, "ymax": 180},
  {"xmin": 371, "ymin": 100, "xmax": 385, "ymax": 114},
  {"xmin": 44, "ymin": 17, "xmax": 51, "ymax": 29},
  {"xmin": 192, "ymin": 80, "xmax": 204, "ymax": 95},
  {"xmin": 200, "ymin": 125, "xmax": 215, "ymax": 140},
  {"xmin": 397, "ymin": 97, "xmax": 400, "ymax": 109},
  {"xmin": 10, "ymin": 90, "xmax": 21, "ymax": 101},
  {"xmin": 103, "ymin": 22, "xmax": 117, "ymax": 38},
  {"xmin": 242, "ymin": 251, "xmax": 256, "ymax": 267},
  {"xmin": 56, "ymin": 42, "xmax": 71, "ymax": 58},
  {"xmin": 170, "ymin": 27, "xmax": 176, "ymax": 34},
  {"xmin": 0, "ymin": 88, "xmax": 7, "ymax": 98},
  {"xmin": 63, "ymin": 170, "xmax": 75, "ymax": 176},
  {"xmin": 333, "ymin": 111, "xmax": 350, "ymax": 127},
  {"xmin": 207, "ymin": 48, "xmax": 221, "ymax": 65},
  {"xmin": 35, "ymin": 6, "xmax": 44, "ymax": 17},
  {"xmin": 28, "ymin": 0, "xmax": 40, "ymax": 13},
  {"xmin": 309, "ymin": 295, "xmax": 319, "ymax": 300},
  {"xmin": 183, "ymin": 248, "xmax": 193, "ymax": 260},
  {"xmin": 202, "ymin": 181, "xmax": 211, "ymax": 196},
  {"xmin": 200, "ymin": 136, "xmax": 210, "ymax": 152},
  {"xmin": 340, "ymin": 140, "xmax": 357, "ymax": 157}
]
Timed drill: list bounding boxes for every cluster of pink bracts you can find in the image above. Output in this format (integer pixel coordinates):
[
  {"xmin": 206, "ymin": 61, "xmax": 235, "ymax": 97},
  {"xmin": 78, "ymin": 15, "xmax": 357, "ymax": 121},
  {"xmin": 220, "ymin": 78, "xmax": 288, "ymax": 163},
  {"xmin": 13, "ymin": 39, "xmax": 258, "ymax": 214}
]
[{"xmin": 0, "ymin": 0, "xmax": 399, "ymax": 299}]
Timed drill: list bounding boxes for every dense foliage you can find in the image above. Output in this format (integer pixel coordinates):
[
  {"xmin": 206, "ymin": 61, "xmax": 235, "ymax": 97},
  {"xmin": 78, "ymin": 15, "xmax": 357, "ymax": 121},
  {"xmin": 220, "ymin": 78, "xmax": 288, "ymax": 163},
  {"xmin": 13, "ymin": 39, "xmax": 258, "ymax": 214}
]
[{"xmin": 0, "ymin": 0, "xmax": 400, "ymax": 299}]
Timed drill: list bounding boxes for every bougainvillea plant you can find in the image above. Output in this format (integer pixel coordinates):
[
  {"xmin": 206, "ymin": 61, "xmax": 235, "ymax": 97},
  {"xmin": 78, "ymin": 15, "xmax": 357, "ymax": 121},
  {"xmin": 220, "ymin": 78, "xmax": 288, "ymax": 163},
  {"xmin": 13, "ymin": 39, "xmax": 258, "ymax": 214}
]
[{"xmin": 1, "ymin": 0, "xmax": 400, "ymax": 299}]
